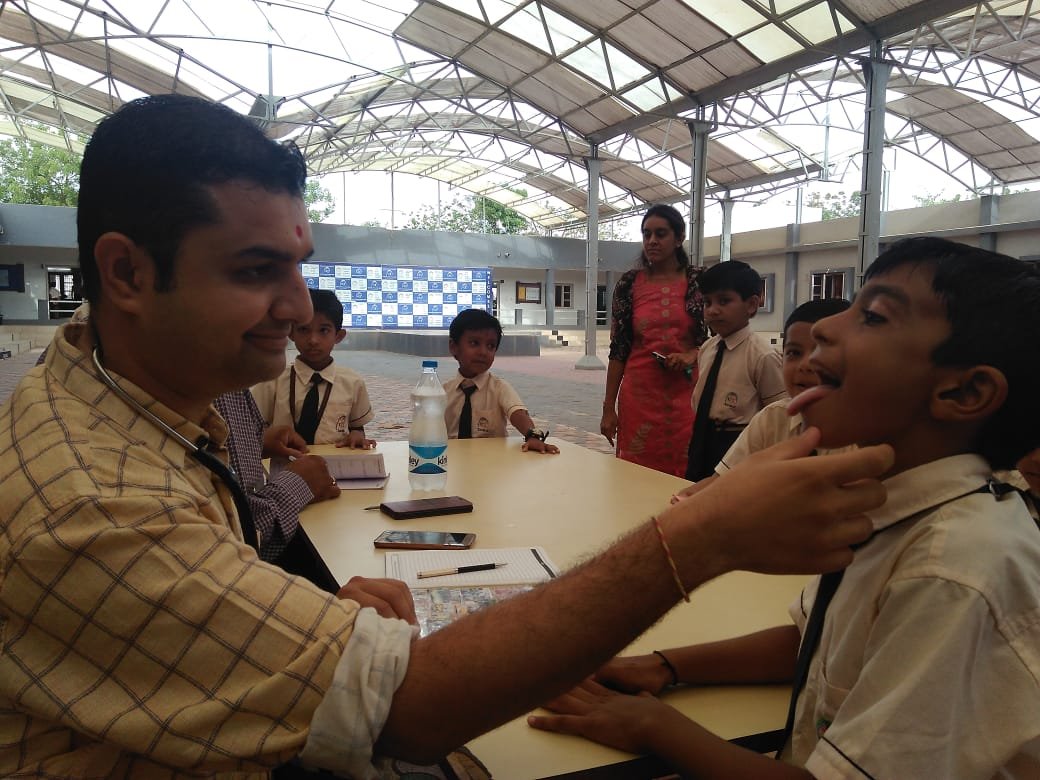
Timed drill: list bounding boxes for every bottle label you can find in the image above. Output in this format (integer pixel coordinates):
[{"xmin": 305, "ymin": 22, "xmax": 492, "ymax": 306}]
[{"xmin": 409, "ymin": 444, "xmax": 447, "ymax": 475}]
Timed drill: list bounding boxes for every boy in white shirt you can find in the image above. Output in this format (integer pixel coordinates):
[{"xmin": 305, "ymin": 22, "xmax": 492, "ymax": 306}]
[
  {"xmin": 443, "ymin": 308, "xmax": 558, "ymax": 454},
  {"xmin": 530, "ymin": 238, "xmax": 1040, "ymax": 779},
  {"xmin": 252, "ymin": 288, "xmax": 375, "ymax": 447}
]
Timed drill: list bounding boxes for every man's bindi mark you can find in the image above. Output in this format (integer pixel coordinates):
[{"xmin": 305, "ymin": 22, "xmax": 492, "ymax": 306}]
[{"xmin": 295, "ymin": 225, "xmax": 303, "ymax": 238}]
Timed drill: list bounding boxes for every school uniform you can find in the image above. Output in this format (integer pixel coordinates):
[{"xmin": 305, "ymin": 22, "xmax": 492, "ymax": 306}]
[
  {"xmin": 443, "ymin": 370, "xmax": 525, "ymax": 438},
  {"xmin": 251, "ymin": 357, "xmax": 374, "ymax": 445},
  {"xmin": 786, "ymin": 454, "xmax": 1040, "ymax": 778},
  {"xmin": 685, "ymin": 325, "xmax": 785, "ymax": 480},
  {"xmin": 713, "ymin": 398, "xmax": 853, "ymax": 476}
]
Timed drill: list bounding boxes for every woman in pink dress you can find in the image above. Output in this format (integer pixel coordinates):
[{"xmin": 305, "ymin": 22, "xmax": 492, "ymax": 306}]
[{"xmin": 601, "ymin": 205, "xmax": 707, "ymax": 476}]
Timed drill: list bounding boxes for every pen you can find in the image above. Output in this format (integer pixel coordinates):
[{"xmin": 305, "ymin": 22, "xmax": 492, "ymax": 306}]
[{"xmin": 416, "ymin": 562, "xmax": 508, "ymax": 579}]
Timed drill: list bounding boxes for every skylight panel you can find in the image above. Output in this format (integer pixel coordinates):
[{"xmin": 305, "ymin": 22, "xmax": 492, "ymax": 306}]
[
  {"xmin": 541, "ymin": 5, "xmax": 593, "ymax": 54},
  {"xmin": 738, "ymin": 24, "xmax": 802, "ymax": 62},
  {"xmin": 500, "ymin": 5, "xmax": 553, "ymax": 54},
  {"xmin": 787, "ymin": 4, "xmax": 852, "ymax": 45},
  {"xmin": 435, "ymin": 0, "xmax": 485, "ymax": 22},
  {"xmin": 680, "ymin": 0, "xmax": 766, "ymax": 37},
  {"xmin": 479, "ymin": 0, "xmax": 524, "ymax": 25},
  {"xmin": 563, "ymin": 43, "xmax": 612, "ymax": 87},
  {"xmin": 622, "ymin": 81, "xmax": 671, "ymax": 111}
]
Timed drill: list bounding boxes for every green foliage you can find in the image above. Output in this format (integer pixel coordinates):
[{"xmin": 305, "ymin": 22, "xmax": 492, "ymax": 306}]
[
  {"xmin": 804, "ymin": 190, "xmax": 861, "ymax": 220},
  {"xmin": 304, "ymin": 179, "xmax": 336, "ymax": 223},
  {"xmin": 911, "ymin": 191, "xmax": 962, "ymax": 207},
  {"xmin": 403, "ymin": 193, "xmax": 534, "ymax": 234},
  {"xmin": 0, "ymin": 134, "xmax": 80, "ymax": 206}
]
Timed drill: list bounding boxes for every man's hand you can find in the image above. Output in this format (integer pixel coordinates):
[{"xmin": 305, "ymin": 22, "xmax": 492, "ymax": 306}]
[
  {"xmin": 664, "ymin": 428, "xmax": 891, "ymax": 577},
  {"xmin": 263, "ymin": 425, "xmax": 308, "ymax": 459},
  {"xmin": 337, "ymin": 576, "xmax": 418, "ymax": 625},
  {"xmin": 286, "ymin": 454, "xmax": 340, "ymax": 502}
]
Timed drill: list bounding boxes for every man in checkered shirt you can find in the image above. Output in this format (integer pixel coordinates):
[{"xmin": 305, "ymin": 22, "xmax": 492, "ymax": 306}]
[{"xmin": 0, "ymin": 94, "xmax": 890, "ymax": 778}]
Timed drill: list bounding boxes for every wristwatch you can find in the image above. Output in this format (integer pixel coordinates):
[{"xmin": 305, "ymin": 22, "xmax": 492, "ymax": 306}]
[{"xmin": 524, "ymin": 428, "xmax": 549, "ymax": 442}]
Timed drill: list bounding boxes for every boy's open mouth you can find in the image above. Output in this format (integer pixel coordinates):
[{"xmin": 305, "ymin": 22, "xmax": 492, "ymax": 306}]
[{"xmin": 787, "ymin": 364, "xmax": 840, "ymax": 416}]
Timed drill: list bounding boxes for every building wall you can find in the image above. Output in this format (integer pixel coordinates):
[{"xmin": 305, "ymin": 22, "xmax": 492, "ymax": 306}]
[{"xmin": 4, "ymin": 191, "xmax": 1040, "ymax": 329}]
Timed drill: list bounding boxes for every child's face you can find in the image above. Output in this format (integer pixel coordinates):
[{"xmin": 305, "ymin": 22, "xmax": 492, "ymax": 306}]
[
  {"xmin": 782, "ymin": 321, "xmax": 818, "ymax": 398},
  {"xmin": 703, "ymin": 290, "xmax": 758, "ymax": 338},
  {"xmin": 291, "ymin": 312, "xmax": 344, "ymax": 370},
  {"xmin": 450, "ymin": 328, "xmax": 499, "ymax": 378},
  {"xmin": 796, "ymin": 264, "xmax": 954, "ymax": 459}
]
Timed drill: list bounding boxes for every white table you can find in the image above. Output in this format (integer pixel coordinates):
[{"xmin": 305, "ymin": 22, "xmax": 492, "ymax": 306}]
[{"xmin": 300, "ymin": 439, "xmax": 805, "ymax": 779}]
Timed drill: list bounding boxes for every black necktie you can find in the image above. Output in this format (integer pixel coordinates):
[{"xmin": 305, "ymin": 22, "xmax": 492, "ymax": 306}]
[
  {"xmin": 775, "ymin": 568, "xmax": 845, "ymax": 759},
  {"xmin": 686, "ymin": 340, "xmax": 726, "ymax": 480},
  {"xmin": 296, "ymin": 373, "xmax": 322, "ymax": 445},
  {"xmin": 458, "ymin": 384, "xmax": 477, "ymax": 439}
]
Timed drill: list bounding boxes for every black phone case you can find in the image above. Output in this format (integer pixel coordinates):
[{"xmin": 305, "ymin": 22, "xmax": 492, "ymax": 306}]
[{"xmin": 379, "ymin": 495, "xmax": 474, "ymax": 520}]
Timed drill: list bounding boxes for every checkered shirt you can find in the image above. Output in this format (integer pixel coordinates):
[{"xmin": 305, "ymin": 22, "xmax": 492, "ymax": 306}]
[
  {"xmin": 213, "ymin": 391, "xmax": 313, "ymax": 562},
  {"xmin": 0, "ymin": 323, "xmax": 363, "ymax": 777}
]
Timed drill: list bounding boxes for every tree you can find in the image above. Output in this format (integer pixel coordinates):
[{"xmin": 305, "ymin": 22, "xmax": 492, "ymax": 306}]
[
  {"xmin": 804, "ymin": 190, "xmax": 861, "ymax": 220},
  {"xmin": 912, "ymin": 191, "xmax": 962, "ymax": 207},
  {"xmin": 0, "ymin": 134, "xmax": 80, "ymax": 206},
  {"xmin": 403, "ymin": 192, "xmax": 534, "ymax": 234},
  {"xmin": 304, "ymin": 179, "xmax": 336, "ymax": 223}
]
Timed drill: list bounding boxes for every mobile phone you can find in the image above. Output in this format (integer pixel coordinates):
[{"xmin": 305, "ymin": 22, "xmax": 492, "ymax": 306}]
[
  {"xmin": 373, "ymin": 530, "xmax": 476, "ymax": 550},
  {"xmin": 379, "ymin": 495, "xmax": 474, "ymax": 520}
]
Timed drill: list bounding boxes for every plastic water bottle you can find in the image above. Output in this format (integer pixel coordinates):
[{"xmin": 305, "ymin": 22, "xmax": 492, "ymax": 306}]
[{"xmin": 408, "ymin": 360, "xmax": 449, "ymax": 491}]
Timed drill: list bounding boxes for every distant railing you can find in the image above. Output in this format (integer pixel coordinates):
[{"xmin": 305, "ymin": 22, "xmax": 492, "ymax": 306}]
[{"xmin": 48, "ymin": 299, "xmax": 84, "ymax": 319}]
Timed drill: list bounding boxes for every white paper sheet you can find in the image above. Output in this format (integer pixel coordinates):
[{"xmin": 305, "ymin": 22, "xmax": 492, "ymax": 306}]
[{"xmin": 384, "ymin": 547, "xmax": 558, "ymax": 588}]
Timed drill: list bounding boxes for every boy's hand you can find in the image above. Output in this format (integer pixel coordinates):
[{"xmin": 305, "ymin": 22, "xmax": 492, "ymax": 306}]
[
  {"xmin": 286, "ymin": 454, "xmax": 340, "ymax": 502},
  {"xmin": 263, "ymin": 425, "xmax": 308, "ymax": 459},
  {"xmin": 337, "ymin": 576, "xmax": 417, "ymax": 625},
  {"xmin": 666, "ymin": 428, "xmax": 892, "ymax": 576},
  {"xmin": 335, "ymin": 430, "xmax": 377, "ymax": 449},
  {"xmin": 522, "ymin": 438, "xmax": 560, "ymax": 454},
  {"xmin": 528, "ymin": 679, "xmax": 669, "ymax": 755},
  {"xmin": 594, "ymin": 654, "xmax": 672, "ymax": 695}
]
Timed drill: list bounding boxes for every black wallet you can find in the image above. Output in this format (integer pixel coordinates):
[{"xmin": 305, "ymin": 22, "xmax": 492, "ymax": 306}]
[{"xmin": 379, "ymin": 495, "xmax": 474, "ymax": 520}]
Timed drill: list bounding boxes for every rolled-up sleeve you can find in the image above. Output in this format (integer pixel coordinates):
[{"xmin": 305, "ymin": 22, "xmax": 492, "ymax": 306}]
[{"xmin": 299, "ymin": 608, "xmax": 416, "ymax": 778}]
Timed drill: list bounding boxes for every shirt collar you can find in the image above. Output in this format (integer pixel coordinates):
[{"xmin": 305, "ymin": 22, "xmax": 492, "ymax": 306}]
[
  {"xmin": 52, "ymin": 322, "xmax": 223, "ymax": 458},
  {"xmin": 865, "ymin": 453, "xmax": 992, "ymax": 533},
  {"xmin": 454, "ymin": 369, "xmax": 489, "ymax": 389},
  {"xmin": 719, "ymin": 324, "xmax": 752, "ymax": 351},
  {"xmin": 294, "ymin": 357, "xmax": 334, "ymax": 384}
]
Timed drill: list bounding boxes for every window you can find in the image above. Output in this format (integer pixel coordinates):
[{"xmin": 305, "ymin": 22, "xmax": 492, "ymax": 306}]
[
  {"xmin": 554, "ymin": 283, "xmax": 572, "ymax": 308},
  {"xmin": 810, "ymin": 269, "xmax": 852, "ymax": 301},
  {"xmin": 516, "ymin": 281, "xmax": 542, "ymax": 304},
  {"xmin": 758, "ymin": 274, "xmax": 775, "ymax": 313}
]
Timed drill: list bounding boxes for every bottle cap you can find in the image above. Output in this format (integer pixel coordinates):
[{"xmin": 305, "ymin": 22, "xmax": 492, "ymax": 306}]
[{"xmin": 422, "ymin": 360, "xmax": 438, "ymax": 368}]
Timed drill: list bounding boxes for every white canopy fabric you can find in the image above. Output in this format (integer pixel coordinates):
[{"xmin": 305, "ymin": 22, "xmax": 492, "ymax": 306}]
[{"xmin": 2, "ymin": 1, "xmax": 1037, "ymax": 229}]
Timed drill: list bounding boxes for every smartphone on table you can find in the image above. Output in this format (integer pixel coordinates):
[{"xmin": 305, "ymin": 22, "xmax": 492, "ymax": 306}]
[{"xmin": 373, "ymin": 530, "xmax": 476, "ymax": 550}]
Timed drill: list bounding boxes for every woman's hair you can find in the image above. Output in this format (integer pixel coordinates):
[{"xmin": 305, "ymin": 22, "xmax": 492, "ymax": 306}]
[{"xmin": 638, "ymin": 204, "xmax": 690, "ymax": 270}]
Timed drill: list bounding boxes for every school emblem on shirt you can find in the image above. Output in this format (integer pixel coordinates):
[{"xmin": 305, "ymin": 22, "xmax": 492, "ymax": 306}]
[
  {"xmin": 476, "ymin": 416, "xmax": 491, "ymax": 436},
  {"xmin": 335, "ymin": 414, "xmax": 347, "ymax": 432},
  {"xmin": 724, "ymin": 391, "xmax": 738, "ymax": 409}
]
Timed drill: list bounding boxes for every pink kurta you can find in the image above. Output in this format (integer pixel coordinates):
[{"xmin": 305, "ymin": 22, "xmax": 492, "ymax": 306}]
[{"xmin": 616, "ymin": 272, "xmax": 699, "ymax": 476}]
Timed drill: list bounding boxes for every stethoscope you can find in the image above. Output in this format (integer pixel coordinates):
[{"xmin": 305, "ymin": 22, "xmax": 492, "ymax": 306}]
[{"xmin": 90, "ymin": 347, "xmax": 260, "ymax": 553}]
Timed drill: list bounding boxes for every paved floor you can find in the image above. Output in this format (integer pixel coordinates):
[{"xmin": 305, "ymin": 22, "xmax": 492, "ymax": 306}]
[{"xmin": 0, "ymin": 344, "xmax": 617, "ymax": 455}]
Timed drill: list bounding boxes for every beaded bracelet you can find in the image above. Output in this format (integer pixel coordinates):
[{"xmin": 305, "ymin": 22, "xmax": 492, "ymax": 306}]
[
  {"xmin": 651, "ymin": 515, "xmax": 690, "ymax": 603},
  {"xmin": 653, "ymin": 649, "xmax": 680, "ymax": 686}
]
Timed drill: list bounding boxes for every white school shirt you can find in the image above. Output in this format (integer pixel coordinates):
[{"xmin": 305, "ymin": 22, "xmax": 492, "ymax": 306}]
[
  {"xmin": 714, "ymin": 398, "xmax": 854, "ymax": 475},
  {"xmin": 690, "ymin": 325, "xmax": 786, "ymax": 426},
  {"xmin": 786, "ymin": 454, "xmax": 1040, "ymax": 779},
  {"xmin": 443, "ymin": 370, "xmax": 525, "ymax": 438},
  {"xmin": 251, "ymin": 357, "xmax": 374, "ymax": 445}
]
